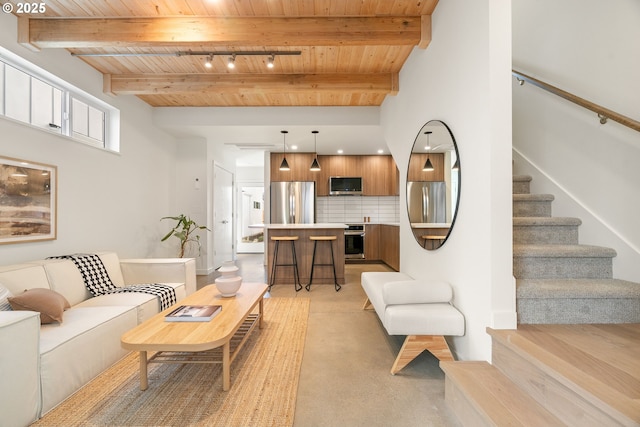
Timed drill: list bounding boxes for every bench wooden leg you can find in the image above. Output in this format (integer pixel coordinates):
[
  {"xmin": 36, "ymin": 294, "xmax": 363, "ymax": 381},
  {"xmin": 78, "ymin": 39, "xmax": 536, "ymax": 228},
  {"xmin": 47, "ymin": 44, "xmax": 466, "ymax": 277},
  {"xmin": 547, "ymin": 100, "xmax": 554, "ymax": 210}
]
[
  {"xmin": 390, "ymin": 335, "xmax": 454, "ymax": 375},
  {"xmin": 362, "ymin": 297, "xmax": 373, "ymax": 310}
]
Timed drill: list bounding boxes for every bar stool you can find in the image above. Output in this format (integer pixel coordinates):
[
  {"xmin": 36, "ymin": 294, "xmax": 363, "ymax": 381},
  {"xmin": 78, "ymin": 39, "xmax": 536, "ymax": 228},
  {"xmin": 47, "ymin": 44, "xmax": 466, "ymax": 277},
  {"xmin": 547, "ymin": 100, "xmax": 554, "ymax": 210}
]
[
  {"xmin": 421, "ymin": 235, "xmax": 444, "ymax": 250},
  {"xmin": 306, "ymin": 235, "xmax": 341, "ymax": 292},
  {"xmin": 270, "ymin": 236, "xmax": 302, "ymax": 292}
]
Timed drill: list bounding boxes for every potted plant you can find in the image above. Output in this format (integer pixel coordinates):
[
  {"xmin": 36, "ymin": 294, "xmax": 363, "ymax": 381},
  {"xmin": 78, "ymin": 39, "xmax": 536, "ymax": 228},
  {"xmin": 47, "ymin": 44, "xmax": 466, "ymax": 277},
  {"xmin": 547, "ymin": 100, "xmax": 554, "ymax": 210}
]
[{"xmin": 161, "ymin": 214, "xmax": 210, "ymax": 258}]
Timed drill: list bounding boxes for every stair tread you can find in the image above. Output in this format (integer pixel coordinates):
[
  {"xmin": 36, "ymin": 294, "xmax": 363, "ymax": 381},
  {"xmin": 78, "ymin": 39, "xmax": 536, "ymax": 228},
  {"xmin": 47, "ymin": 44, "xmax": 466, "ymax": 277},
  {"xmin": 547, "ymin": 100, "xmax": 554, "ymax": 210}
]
[
  {"xmin": 517, "ymin": 278, "xmax": 640, "ymax": 298},
  {"xmin": 514, "ymin": 244, "xmax": 617, "ymax": 258},
  {"xmin": 512, "ymin": 175, "xmax": 533, "ymax": 182},
  {"xmin": 487, "ymin": 325, "xmax": 640, "ymax": 425},
  {"xmin": 513, "ymin": 216, "xmax": 582, "ymax": 226},
  {"xmin": 513, "ymin": 193, "xmax": 555, "ymax": 201},
  {"xmin": 442, "ymin": 361, "xmax": 565, "ymax": 426}
]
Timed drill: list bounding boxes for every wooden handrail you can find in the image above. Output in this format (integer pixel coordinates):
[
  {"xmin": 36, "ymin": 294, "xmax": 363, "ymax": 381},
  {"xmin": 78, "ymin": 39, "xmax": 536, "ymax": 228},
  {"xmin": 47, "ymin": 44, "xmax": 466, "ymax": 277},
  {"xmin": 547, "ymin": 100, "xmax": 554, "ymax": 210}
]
[{"xmin": 512, "ymin": 70, "xmax": 640, "ymax": 133}]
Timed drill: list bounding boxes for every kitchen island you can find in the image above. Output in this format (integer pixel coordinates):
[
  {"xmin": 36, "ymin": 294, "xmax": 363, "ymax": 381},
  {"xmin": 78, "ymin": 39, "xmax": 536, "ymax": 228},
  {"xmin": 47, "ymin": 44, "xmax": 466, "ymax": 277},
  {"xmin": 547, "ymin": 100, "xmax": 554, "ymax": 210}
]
[{"xmin": 265, "ymin": 223, "xmax": 347, "ymax": 287}]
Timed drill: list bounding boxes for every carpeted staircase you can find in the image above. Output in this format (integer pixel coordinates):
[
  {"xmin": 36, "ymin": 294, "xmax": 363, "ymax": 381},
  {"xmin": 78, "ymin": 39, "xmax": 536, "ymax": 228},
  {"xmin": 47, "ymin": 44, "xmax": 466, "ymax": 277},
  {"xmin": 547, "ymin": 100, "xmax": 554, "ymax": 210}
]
[
  {"xmin": 441, "ymin": 175, "xmax": 640, "ymax": 427},
  {"xmin": 513, "ymin": 175, "xmax": 640, "ymax": 324}
]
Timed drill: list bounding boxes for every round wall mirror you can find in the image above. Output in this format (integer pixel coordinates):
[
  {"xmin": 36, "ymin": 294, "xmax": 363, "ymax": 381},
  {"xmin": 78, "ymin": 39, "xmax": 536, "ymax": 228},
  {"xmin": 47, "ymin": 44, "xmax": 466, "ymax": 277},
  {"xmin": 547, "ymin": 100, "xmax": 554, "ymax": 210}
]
[{"xmin": 406, "ymin": 120, "xmax": 460, "ymax": 250}]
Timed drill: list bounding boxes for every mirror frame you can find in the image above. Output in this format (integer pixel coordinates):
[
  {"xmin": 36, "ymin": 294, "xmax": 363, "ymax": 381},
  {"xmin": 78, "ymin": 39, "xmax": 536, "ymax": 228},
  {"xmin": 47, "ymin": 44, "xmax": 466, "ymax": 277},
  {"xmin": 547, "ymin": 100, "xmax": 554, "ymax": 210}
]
[{"xmin": 406, "ymin": 120, "xmax": 461, "ymax": 250}]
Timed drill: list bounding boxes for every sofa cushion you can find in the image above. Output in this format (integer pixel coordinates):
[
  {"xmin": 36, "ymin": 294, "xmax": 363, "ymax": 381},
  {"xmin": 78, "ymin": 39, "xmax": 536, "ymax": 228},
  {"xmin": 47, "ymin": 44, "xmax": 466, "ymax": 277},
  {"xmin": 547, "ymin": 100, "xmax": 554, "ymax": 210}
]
[
  {"xmin": 383, "ymin": 280, "xmax": 453, "ymax": 305},
  {"xmin": 75, "ymin": 282, "xmax": 186, "ymax": 323},
  {"xmin": 97, "ymin": 252, "xmax": 125, "ymax": 286},
  {"xmin": 39, "ymin": 305, "xmax": 137, "ymax": 415},
  {"xmin": 39, "ymin": 259, "xmax": 92, "ymax": 306},
  {"xmin": 47, "ymin": 254, "xmax": 118, "ymax": 297},
  {"xmin": 0, "ymin": 264, "xmax": 51, "ymax": 295},
  {"xmin": 384, "ymin": 303, "xmax": 465, "ymax": 336},
  {"xmin": 8, "ymin": 288, "xmax": 71, "ymax": 324}
]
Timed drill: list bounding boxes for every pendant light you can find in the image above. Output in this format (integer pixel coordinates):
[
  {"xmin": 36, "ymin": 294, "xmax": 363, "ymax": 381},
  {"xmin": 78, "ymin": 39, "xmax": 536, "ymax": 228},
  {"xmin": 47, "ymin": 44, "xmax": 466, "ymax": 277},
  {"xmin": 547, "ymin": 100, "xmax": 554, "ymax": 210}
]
[
  {"xmin": 310, "ymin": 130, "xmax": 321, "ymax": 171},
  {"xmin": 279, "ymin": 130, "xmax": 290, "ymax": 171},
  {"xmin": 422, "ymin": 131, "xmax": 434, "ymax": 172}
]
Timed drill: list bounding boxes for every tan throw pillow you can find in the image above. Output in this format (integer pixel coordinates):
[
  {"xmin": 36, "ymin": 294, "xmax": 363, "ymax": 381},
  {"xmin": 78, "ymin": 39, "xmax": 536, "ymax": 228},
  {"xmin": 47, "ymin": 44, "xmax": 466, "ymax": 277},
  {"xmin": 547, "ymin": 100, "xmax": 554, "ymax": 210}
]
[{"xmin": 8, "ymin": 288, "xmax": 71, "ymax": 324}]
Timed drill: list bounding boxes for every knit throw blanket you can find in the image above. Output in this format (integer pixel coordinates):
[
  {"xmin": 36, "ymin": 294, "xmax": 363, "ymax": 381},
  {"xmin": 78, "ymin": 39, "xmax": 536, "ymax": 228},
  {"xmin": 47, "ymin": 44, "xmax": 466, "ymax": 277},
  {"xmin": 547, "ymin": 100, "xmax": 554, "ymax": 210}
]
[{"xmin": 48, "ymin": 254, "xmax": 176, "ymax": 310}]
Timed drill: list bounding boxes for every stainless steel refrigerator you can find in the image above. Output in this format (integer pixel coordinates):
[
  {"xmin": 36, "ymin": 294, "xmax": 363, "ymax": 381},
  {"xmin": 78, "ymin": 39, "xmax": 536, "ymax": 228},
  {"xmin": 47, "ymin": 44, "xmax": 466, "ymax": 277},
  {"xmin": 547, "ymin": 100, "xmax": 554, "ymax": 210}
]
[
  {"xmin": 270, "ymin": 181, "xmax": 316, "ymax": 224},
  {"xmin": 407, "ymin": 181, "xmax": 446, "ymax": 223}
]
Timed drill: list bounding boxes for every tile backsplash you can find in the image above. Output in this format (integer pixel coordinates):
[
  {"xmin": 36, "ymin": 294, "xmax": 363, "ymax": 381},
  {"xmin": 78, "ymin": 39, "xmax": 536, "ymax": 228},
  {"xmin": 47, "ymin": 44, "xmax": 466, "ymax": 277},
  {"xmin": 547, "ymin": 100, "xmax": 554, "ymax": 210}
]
[{"xmin": 316, "ymin": 196, "xmax": 400, "ymax": 224}]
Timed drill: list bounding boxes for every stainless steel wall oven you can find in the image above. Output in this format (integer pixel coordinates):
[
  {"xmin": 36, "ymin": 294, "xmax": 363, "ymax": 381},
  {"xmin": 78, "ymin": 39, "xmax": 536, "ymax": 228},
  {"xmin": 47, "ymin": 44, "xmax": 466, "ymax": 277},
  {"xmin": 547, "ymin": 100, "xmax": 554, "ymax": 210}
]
[{"xmin": 344, "ymin": 224, "xmax": 365, "ymax": 259}]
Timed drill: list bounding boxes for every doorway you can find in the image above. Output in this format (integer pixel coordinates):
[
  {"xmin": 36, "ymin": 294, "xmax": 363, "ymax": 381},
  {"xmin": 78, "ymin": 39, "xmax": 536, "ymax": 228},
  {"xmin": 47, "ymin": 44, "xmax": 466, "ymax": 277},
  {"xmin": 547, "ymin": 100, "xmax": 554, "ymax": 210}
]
[
  {"xmin": 213, "ymin": 163, "xmax": 234, "ymax": 269},
  {"xmin": 237, "ymin": 185, "xmax": 264, "ymax": 253}
]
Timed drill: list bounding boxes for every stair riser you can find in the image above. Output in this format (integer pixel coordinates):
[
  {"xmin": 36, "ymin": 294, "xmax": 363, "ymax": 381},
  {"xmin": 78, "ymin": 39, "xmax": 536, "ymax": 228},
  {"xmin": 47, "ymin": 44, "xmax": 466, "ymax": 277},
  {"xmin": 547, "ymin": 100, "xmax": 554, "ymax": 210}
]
[
  {"xmin": 491, "ymin": 340, "xmax": 621, "ymax": 426},
  {"xmin": 514, "ymin": 257, "xmax": 612, "ymax": 279},
  {"xmin": 513, "ymin": 181, "xmax": 530, "ymax": 195},
  {"xmin": 513, "ymin": 201, "xmax": 552, "ymax": 217},
  {"xmin": 444, "ymin": 377, "xmax": 493, "ymax": 427},
  {"xmin": 513, "ymin": 226, "xmax": 579, "ymax": 245},
  {"xmin": 517, "ymin": 298, "xmax": 640, "ymax": 324}
]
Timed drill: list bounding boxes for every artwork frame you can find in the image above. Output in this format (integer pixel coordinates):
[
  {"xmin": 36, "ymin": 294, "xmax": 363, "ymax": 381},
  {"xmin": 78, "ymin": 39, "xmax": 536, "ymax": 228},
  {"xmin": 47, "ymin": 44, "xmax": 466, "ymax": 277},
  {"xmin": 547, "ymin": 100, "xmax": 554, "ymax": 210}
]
[{"xmin": 0, "ymin": 156, "xmax": 57, "ymax": 244}]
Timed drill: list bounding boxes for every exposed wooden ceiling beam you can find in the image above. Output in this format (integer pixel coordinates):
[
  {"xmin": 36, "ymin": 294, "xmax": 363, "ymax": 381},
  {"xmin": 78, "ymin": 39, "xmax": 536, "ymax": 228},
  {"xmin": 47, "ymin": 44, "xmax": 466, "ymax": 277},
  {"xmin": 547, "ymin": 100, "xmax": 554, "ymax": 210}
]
[
  {"xmin": 19, "ymin": 16, "xmax": 423, "ymax": 50},
  {"xmin": 104, "ymin": 73, "xmax": 399, "ymax": 96}
]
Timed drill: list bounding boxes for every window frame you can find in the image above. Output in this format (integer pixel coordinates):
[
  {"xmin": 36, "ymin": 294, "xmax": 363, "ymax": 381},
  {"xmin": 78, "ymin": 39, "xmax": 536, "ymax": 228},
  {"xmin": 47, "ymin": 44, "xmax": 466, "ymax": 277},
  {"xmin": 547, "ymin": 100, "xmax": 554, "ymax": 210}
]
[{"xmin": 0, "ymin": 47, "xmax": 120, "ymax": 153}]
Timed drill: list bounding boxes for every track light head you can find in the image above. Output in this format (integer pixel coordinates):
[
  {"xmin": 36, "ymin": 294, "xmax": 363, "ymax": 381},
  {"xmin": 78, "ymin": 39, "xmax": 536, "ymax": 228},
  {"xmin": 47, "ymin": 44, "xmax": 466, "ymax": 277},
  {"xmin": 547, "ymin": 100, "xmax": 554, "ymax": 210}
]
[
  {"xmin": 227, "ymin": 54, "xmax": 236, "ymax": 69},
  {"xmin": 204, "ymin": 54, "xmax": 213, "ymax": 69},
  {"xmin": 267, "ymin": 54, "xmax": 275, "ymax": 69}
]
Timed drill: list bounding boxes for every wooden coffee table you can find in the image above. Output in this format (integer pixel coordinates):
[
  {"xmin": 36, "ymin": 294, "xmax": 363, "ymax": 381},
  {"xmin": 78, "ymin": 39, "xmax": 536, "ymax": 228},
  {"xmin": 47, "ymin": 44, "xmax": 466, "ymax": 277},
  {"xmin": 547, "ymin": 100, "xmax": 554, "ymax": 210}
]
[{"xmin": 121, "ymin": 282, "xmax": 268, "ymax": 391}]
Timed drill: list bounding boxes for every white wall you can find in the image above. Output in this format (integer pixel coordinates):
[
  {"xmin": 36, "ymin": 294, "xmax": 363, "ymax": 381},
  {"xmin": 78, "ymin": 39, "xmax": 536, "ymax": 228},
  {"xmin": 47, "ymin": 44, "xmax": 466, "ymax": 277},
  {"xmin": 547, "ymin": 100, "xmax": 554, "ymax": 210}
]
[
  {"xmin": 512, "ymin": 0, "xmax": 640, "ymax": 282},
  {"xmin": 0, "ymin": 12, "xmax": 179, "ymax": 264},
  {"xmin": 381, "ymin": 0, "xmax": 514, "ymax": 361}
]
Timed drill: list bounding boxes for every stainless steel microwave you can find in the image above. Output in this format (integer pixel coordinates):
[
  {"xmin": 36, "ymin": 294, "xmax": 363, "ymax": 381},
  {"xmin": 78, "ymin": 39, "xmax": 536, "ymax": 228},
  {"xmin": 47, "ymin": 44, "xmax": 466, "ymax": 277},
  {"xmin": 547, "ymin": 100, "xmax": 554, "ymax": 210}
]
[{"xmin": 329, "ymin": 177, "xmax": 362, "ymax": 196}]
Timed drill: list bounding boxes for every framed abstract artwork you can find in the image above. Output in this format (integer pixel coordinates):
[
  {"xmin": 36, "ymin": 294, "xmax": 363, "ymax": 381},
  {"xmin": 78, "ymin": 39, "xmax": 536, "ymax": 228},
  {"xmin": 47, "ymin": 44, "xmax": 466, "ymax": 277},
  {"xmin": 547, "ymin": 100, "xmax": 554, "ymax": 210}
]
[{"xmin": 0, "ymin": 156, "xmax": 57, "ymax": 244}]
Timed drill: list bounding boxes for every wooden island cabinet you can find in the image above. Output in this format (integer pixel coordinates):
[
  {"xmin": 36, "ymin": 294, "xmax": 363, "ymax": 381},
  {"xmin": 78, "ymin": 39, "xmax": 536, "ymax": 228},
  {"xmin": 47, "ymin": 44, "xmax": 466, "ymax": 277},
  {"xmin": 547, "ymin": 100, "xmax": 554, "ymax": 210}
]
[
  {"xmin": 265, "ymin": 223, "xmax": 346, "ymax": 286},
  {"xmin": 270, "ymin": 153, "xmax": 398, "ymax": 196}
]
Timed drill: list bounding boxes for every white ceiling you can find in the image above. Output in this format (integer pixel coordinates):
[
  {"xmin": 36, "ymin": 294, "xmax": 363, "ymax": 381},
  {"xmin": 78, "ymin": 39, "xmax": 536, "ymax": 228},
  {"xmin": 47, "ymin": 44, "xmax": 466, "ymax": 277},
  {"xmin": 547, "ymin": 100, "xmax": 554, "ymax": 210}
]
[{"xmin": 152, "ymin": 106, "xmax": 391, "ymax": 166}]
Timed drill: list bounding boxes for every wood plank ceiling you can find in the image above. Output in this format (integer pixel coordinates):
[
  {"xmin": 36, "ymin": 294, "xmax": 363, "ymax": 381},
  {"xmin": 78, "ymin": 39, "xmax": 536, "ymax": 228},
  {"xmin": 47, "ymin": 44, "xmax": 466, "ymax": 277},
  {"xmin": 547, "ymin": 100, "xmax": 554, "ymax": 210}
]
[{"xmin": 14, "ymin": 0, "xmax": 439, "ymax": 107}]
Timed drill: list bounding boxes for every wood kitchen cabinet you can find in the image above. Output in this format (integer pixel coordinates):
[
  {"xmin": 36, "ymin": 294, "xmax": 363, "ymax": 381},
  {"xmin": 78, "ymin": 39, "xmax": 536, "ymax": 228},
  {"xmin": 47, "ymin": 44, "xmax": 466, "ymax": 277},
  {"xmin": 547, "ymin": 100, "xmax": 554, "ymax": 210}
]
[
  {"xmin": 379, "ymin": 225, "xmax": 400, "ymax": 271},
  {"xmin": 362, "ymin": 155, "xmax": 399, "ymax": 196},
  {"xmin": 407, "ymin": 152, "xmax": 445, "ymax": 182},
  {"xmin": 271, "ymin": 153, "xmax": 399, "ymax": 197},
  {"xmin": 270, "ymin": 153, "xmax": 316, "ymax": 182},
  {"xmin": 364, "ymin": 224, "xmax": 399, "ymax": 271},
  {"xmin": 364, "ymin": 224, "xmax": 380, "ymax": 260}
]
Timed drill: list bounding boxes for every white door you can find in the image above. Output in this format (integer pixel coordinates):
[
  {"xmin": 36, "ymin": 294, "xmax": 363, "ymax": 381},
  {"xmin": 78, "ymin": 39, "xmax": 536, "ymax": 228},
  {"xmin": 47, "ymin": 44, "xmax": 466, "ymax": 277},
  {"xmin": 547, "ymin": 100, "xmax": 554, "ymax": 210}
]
[{"xmin": 213, "ymin": 164, "xmax": 234, "ymax": 268}]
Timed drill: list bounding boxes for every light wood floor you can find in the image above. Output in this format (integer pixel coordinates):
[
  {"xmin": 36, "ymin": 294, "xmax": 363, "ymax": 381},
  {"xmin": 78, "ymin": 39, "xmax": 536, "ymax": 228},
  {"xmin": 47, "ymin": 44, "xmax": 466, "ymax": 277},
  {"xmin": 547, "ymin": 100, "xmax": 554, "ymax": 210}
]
[{"xmin": 499, "ymin": 323, "xmax": 640, "ymax": 419}]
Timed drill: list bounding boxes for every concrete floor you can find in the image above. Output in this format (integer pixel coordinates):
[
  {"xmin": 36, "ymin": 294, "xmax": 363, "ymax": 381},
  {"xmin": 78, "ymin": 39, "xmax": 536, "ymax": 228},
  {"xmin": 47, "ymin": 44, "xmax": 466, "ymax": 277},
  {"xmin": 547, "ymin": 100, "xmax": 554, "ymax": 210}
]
[{"xmin": 199, "ymin": 255, "xmax": 461, "ymax": 427}]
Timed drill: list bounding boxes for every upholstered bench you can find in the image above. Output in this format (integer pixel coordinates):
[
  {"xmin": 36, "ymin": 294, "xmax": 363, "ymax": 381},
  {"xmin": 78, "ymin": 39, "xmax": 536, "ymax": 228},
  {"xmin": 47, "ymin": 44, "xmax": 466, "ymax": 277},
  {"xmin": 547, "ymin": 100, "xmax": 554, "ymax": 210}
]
[{"xmin": 361, "ymin": 272, "xmax": 465, "ymax": 374}]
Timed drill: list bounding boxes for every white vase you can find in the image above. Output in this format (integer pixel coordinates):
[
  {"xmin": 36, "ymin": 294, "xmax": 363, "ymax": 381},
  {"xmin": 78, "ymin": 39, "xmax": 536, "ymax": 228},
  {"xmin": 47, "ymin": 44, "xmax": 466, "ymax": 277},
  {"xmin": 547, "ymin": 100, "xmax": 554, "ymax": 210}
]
[{"xmin": 215, "ymin": 261, "xmax": 242, "ymax": 297}]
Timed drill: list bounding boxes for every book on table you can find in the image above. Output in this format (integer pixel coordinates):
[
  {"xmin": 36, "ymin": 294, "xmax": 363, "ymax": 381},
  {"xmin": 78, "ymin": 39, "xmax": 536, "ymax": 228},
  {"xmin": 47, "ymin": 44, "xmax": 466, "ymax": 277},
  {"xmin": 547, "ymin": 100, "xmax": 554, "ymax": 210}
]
[{"xmin": 165, "ymin": 305, "xmax": 222, "ymax": 322}]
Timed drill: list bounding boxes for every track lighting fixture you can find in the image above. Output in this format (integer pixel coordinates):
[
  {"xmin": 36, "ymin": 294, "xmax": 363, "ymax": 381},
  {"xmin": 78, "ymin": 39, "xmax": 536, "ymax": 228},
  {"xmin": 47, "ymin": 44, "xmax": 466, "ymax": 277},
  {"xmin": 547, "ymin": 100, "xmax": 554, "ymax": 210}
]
[
  {"xmin": 279, "ymin": 130, "xmax": 290, "ymax": 171},
  {"xmin": 72, "ymin": 50, "xmax": 301, "ymax": 72},
  {"xmin": 310, "ymin": 130, "xmax": 321, "ymax": 171},
  {"xmin": 422, "ymin": 131, "xmax": 434, "ymax": 172},
  {"xmin": 227, "ymin": 54, "xmax": 236, "ymax": 69}
]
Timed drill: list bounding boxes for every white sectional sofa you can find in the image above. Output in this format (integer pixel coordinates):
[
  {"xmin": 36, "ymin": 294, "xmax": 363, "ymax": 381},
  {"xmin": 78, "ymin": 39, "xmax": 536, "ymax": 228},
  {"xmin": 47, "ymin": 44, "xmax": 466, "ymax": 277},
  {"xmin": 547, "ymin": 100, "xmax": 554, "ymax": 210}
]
[
  {"xmin": 361, "ymin": 271, "xmax": 465, "ymax": 374},
  {"xmin": 0, "ymin": 252, "xmax": 196, "ymax": 427}
]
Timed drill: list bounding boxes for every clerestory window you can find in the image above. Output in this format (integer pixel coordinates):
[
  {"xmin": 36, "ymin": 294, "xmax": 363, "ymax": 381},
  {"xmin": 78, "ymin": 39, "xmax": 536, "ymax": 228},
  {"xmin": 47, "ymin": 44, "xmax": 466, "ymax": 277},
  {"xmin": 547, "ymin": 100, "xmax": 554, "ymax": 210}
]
[{"xmin": 0, "ymin": 47, "xmax": 120, "ymax": 152}]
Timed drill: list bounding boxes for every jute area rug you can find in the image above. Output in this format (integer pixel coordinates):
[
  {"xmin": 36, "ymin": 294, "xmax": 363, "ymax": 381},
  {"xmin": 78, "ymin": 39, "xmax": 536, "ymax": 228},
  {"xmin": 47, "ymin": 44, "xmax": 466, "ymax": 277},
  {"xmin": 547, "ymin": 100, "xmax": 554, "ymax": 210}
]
[{"xmin": 34, "ymin": 297, "xmax": 309, "ymax": 427}]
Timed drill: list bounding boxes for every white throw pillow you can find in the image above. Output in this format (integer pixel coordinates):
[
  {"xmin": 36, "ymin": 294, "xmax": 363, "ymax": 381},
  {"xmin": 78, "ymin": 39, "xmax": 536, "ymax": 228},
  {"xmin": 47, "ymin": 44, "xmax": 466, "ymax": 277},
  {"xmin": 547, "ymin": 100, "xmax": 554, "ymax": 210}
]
[{"xmin": 0, "ymin": 284, "xmax": 13, "ymax": 311}]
